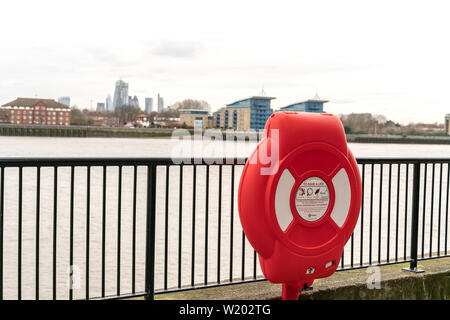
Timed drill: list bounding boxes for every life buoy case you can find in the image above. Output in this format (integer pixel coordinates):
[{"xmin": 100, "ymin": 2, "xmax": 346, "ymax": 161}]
[{"xmin": 238, "ymin": 112, "xmax": 361, "ymax": 296}]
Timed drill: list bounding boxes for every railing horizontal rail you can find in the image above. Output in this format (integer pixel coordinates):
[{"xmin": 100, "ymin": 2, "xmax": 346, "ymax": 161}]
[
  {"xmin": 1, "ymin": 157, "xmax": 450, "ymax": 167},
  {"xmin": 0, "ymin": 158, "xmax": 248, "ymax": 167}
]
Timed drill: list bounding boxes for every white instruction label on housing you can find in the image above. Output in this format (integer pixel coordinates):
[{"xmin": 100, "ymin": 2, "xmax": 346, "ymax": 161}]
[{"xmin": 295, "ymin": 177, "xmax": 330, "ymax": 222}]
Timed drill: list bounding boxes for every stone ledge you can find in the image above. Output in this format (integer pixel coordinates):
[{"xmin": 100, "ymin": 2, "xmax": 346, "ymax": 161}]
[{"xmin": 155, "ymin": 257, "xmax": 450, "ymax": 300}]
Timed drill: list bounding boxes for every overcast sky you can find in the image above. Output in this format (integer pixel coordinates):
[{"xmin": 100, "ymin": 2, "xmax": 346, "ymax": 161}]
[{"xmin": 1, "ymin": 0, "xmax": 449, "ymax": 124}]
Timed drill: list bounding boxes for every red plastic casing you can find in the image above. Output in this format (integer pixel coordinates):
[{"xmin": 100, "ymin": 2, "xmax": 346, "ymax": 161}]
[{"xmin": 238, "ymin": 112, "xmax": 362, "ymax": 289}]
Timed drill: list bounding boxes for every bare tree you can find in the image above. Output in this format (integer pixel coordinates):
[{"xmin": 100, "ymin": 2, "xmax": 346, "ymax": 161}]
[
  {"xmin": 172, "ymin": 99, "xmax": 210, "ymax": 111},
  {"xmin": 114, "ymin": 105, "xmax": 142, "ymax": 124},
  {"xmin": 158, "ymin": 107, "xmax": 180, "ymax": 118},
  {"xmin": 70, "ymin": 106, "xmax": 93, "ymax": 125}
]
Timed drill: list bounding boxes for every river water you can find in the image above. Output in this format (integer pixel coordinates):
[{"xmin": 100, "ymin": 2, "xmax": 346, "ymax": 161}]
[{"xmin": 0, "ymin": 137, "xmax": 449, "ymax": 299}]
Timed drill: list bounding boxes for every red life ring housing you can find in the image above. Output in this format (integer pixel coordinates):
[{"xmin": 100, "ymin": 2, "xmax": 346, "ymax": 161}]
[{"xmin": 238, "ymin": 112, "xmax": 362, "ymax": 300}]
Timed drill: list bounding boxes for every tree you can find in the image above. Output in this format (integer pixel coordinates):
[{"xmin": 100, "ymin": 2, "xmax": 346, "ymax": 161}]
[
  {"xmin": 114, "ymin": 105, "xmax": 142, "ymax": 124},
  {"xmin": 158, "ymin": 107, "xmax": 180, "ymax": 118},
  {"xmin": 172, "ymin": 99, "xmax": 210, "ymax": 112},
  {"xmin": 70, "ymin": 106, "xmax": 93, "ymax": 125},
  {"xmin": 373, "ymin": 114, "xmax": 387, "ymax": 125},
  {"xmin": 149, "ymin": 111, "xmax": 158, "ymax": 121}
]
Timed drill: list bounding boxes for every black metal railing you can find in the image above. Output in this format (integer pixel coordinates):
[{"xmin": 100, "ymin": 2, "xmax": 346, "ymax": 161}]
[{"xmin": 0, "ymin": 157, "xmax": 449, "ymax": 300}]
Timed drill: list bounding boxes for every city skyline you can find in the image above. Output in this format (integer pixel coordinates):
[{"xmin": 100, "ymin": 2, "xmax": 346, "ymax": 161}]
[{"xmin": 1, "ymin": 1, "xmax": 450, "ymax": 124}]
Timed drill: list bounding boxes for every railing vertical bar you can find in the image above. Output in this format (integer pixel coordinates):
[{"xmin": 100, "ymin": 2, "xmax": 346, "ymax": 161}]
[
  {"xmin": 445, "ymin": 163, "xmax": 450, "ymax": 255},
  {"xmin": 350, "ymin": 166, "xmax": 355, "ymax": 266},
  {"xmin": 204, "ymin": 165, "xmax": 210, "ymax": 285},
  {"xmin": 429, "ymin": 163, "xmax": 435, "ymax": 257},
  {"xmin": 229, "ymin": 165, "xmax": 235, "ymax": 283},
  {"xmin": 386, "ymin": 163, "xmax": 392, "ymax": 262},
  {"xmin": 350, "ymin": 233, "xmax": 354, "ymax": 268},
  {"xmin": 164, "ymin": 166, "xmax": 170, "ymax": 291},
  {"xmin": 421, "ymin": 164, "xmax": 428, "ymax": 258},
  {"xmin": 69, "ymin": 166, "xmax": 74, "ymax": 300},
  {"xmin": 241, "ymin": 232, "xmax": 245, "ymax": 280},
  {"xmin": 369, "ymin": 163, "xmax": 374, "ymax": 265},
  {"xmin": 0, "ymin": 167, "xmax": 3, "ymax": 301},
  {"xmin": 101, "ymin": 166, "xmax": 107, "ymax": 298},
  {"xmin": 18, "ymin": 166, "xmax": 22, "ymax": 300},
  {"xmin": 360, "ymin": 164, "xmax": 365, "ymax": 266},
  {"xmin": 378, "ymin": 164, "xmax": 383, "ymax": 264},
  {"xmin": 404, "ymin": 163, "xmax": 409, "ymax": 260},
  {"xmin": 253, "ymin": 251, "xmax": 257, "ymax": 279},
  {"xmin": 116, "ymin": 165, "xmax": 122, "ymax": 297},
  {"xmin": 191, "ymin": 166, "xmax": 197, "ymax": 287},
  {"xmin": 52, "ymin": 166, "xmax": 58, "ymax": 300},
  {"xmin": 217, "ymin": 165, "xmax": 222, "ymax": 284},
  {"xmin": 35, "ymin": 166, "xmax": 40, "ymax": 300},
  {"xmin": 407, "ymin": 162, "xmax": 421, "ymax": 271},
  {"xmin": 437, "ymin": 163, "xmax": 443, "ymax": 256},
  {"xmin": 144, "ymin": 164, "xmax": 157, "ymax": 300},
  {"xmin": 85, "ymin": 166, "xmax": 91, "ymax": 300},
  {"xmin": 395, "ymin": 163, "xmax": 401, "ymax": 262},
  {"xmin": 131, "ymin": 165, "xmax": 137, "ymax": 294},
  {"xmin": 237, "ymin": 163, "xmax": 245, "ymax": 280},
  {"xmin": 178, "ymin": 165, "xmax": 183, "ymax": 288}
]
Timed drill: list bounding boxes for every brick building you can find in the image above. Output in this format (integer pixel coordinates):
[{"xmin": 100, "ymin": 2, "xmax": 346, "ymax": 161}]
[
  {"xmin": 91, "ymin": 112, "xmax": 120, "ymax": 127},
  {"xmin": 1, "ymin": 97, "xmax": 71, "ymax": 126}
]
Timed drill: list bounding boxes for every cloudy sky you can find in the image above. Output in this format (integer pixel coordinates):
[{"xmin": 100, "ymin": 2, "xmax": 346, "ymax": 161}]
[{"xmin": 1, "ymin": 0, "xmax": 449, "ymax": 124}]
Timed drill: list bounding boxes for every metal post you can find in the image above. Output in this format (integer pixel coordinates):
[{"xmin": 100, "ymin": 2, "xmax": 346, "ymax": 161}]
[
  {"xmin": 144, "ymin": 164, "xmax": 157, "ymax": 300},
  {"xmin": 0, "ymin": 167, "xmax": 4, "ymax": 301},
  {"xmin": 403, "ymin": 162, "xmax": 424, "ymax": 273}
]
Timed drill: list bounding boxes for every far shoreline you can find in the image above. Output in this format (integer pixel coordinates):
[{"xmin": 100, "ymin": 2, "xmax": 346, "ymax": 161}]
[{"xmin": 1, "ymin": 125, "xmax": 450, "ymax": 145}]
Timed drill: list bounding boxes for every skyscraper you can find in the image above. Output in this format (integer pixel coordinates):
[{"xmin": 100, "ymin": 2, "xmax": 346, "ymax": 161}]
[
  {"xmin": 58, "ymin": 96, "xmax": 71, "ymax": 107},
  {"xmin": 96, "ymin": 103, "xmax": 106, "ymax": 112},
  {"xmin": 128, "ymin": 95, "xmax": 139, "ymax": 108},
  {"xmin": 157, "ymin": 93, "xmax": 164, "ymax": 113},
  {"xmin": 112, "ymin": 80, "xmax": 129, "ymax": 110},
  {"xmin": 106, "ymin": 94, "xmax": 112, "ymax": 112},
  {"xmin": 145, "ymin": 98, "xmax": 153, "ymax": 114}
]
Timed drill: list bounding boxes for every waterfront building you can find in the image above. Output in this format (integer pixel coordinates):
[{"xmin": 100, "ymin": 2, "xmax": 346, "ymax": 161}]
[
  {"xmin": 58, "ymin": 96, "xmax": 71, "ymax": 107},
  {"xmin": 213, "ymin": 95, "xmax": 275, "ymax": 131},
  {"xmin": 136, "ymin": 114, "xmax": 150, "ymax": 128},
  {"xmin": 112, "ymin": 80, "xmax": 129, "ymax": 110},
  {"xmin": 96, "ymin": 102, "xmax": 106, "ymax": 113},
  {"xmin": 179, "ymin": 109, "xmax": 211, "ymax": 128},
  {"xmin": 207, "ymin": 115, "xmax": 215, "ymax": 128},
  {"xmin": 0, "ymin": 108, "xmax": 8, "ymax": 123},
  {"xmin": 278, "ymin": 94, "xmax": 328, "ymax": 113},
  {"xmin": 145, "ymin": 97, "xmax": 153, "ymax": 114},
  {"xmin": 92, "ymin": 112, "xmax": 120, "ymax": 127},
  {"xmin": 106, "ymin": 94, "xmax": 112, "ymax": 112},
  {"xmin": 154, "ymin": 116, "xmax": 180, "ymax": 128},
  {"xmin": 157, "ymin": 93, "xmax": 164, "ymax": 113},
  {"xmin": 213, "ymin": 106, "xmax": 251, "ymax": 131},
  {"xmin": 1, "ymin": 97, "xmax": 71, "ymax": 126}
]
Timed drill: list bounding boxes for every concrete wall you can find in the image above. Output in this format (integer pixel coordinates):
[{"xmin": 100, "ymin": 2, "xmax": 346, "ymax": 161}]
[{"xmin": 156, "ymin": 257, "xmax": 450, "ymax": 300}]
